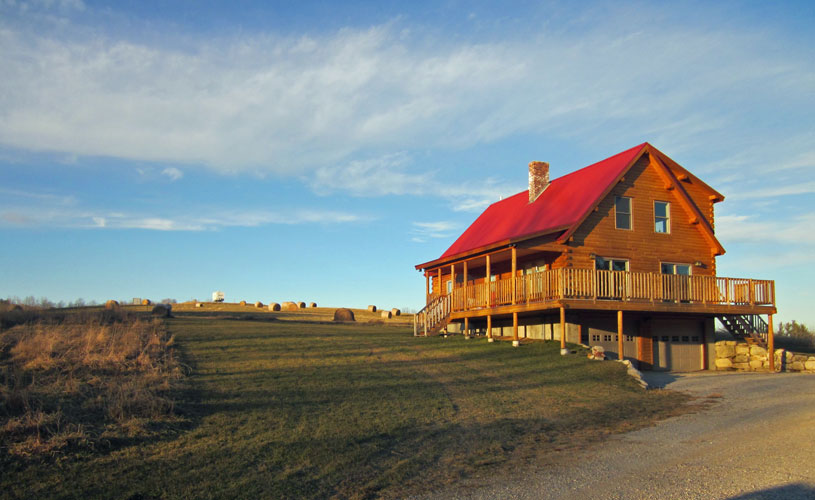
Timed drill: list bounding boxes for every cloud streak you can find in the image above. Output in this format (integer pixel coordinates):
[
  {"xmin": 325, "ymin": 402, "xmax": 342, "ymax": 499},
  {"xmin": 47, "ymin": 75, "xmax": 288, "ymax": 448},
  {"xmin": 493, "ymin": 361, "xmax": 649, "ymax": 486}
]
[
  {"xmin": 0, "ymin": 203, "xmax": 368, "ymax": 231},
  {"xmin": 410, "ymin": 220, "xmax": 458, "ymax": 243},
  {"xmin": 1, "ymin": 7, "xmax": 812, "ymax": 185}
]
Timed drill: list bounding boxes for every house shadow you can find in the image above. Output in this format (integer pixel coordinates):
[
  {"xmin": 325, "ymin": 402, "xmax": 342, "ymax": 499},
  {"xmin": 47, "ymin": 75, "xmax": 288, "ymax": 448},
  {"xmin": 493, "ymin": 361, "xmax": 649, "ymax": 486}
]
[
  {"xmin": 640, "ymin": 371, "xmax": 681, "ymax": 389},
  {"xmin": 727, "ymin": 483, "xmax": 815, "ymax": 499}
]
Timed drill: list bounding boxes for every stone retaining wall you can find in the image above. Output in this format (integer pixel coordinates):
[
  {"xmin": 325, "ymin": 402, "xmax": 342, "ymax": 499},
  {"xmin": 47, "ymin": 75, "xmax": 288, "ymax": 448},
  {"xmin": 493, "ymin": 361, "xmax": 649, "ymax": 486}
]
[{"xmin": 714, "ymin": 340, "xmax": 815, "ymax": 373}]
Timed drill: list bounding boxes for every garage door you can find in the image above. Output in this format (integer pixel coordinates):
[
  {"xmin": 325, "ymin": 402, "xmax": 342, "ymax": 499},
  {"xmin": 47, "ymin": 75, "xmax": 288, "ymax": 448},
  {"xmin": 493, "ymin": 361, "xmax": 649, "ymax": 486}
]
[
  {"xmin": 652, "ymin": 319, "xmax": 703, "ymax": 372},
  {"xmin": 588, "ymin": 332, "xmax": 636, "ymax": 361}
]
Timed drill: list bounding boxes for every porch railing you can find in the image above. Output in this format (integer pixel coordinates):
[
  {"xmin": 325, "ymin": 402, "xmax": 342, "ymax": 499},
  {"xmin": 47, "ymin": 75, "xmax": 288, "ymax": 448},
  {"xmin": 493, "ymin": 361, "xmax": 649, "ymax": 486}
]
[{"xmin": 445, "ymin": 268, "xmax": 775, "ymax": 312}]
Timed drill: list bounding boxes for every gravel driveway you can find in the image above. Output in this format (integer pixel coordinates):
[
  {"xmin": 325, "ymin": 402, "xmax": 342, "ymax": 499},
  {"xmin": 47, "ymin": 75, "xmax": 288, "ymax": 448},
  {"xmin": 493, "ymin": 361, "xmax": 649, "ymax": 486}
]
[{"xmin": 419, "ymin": 372, "xmax": 815, "ymax": 500}]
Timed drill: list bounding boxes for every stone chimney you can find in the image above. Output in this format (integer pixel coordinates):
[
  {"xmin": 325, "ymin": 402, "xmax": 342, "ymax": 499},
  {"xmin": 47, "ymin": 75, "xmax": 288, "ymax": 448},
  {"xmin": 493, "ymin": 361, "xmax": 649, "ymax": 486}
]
[{"xmin": 528, "ymin": 161, "xmax": 550, "ymax": 203}]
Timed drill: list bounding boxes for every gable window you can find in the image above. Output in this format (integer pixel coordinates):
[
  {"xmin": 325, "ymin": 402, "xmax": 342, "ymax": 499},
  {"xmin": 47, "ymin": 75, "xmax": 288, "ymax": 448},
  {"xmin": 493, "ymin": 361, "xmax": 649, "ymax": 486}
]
[
  {"xmin": 595, "ymin": 256, "xmax": 629, "ymax": 272},
  {"xmin": 615, "ymin": 196, "xmax": 632, "ymax": 230},
  {"xmin": 654, "ymin": 201, "xmax": 670, "ymax": 233}
]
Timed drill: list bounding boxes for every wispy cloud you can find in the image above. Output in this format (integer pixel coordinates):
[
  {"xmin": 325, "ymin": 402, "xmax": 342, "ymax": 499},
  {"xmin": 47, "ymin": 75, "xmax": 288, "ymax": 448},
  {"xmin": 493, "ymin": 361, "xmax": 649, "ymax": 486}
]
[
  {"xmin": 161, "ymin": 167, "xmax": 183, "ymax": 181},
  {"xmin": 716, "ymin": 214, "xmax": 815, "ymax": 246},
  {"xmin": 0, "ymin": 206, "xmax": 368, "ymax": 231},
  {"xmin": 0, "ymin": 187, "xmax": 77, "ymax": 205},
  {"xmin": 310, "ymin": 152, "xmax": 429, "ymax": 196},
  {"xmin": 410, "ymin": 221, "xmax": 458, "ymax": 243},
  {"xmin": 3, "ymin": 0, "xmax": 86, "ymax": 13},
  {"xmin": 309, "ymin": 152, "xmax": 520, "ymax": 210},
  {"xmin": 1, "ymin": 6, "xmax": 811, "ymax": 189},
  {"xmin": 727, "ymin": 181, "xmax": 815, "ymax": 201}
]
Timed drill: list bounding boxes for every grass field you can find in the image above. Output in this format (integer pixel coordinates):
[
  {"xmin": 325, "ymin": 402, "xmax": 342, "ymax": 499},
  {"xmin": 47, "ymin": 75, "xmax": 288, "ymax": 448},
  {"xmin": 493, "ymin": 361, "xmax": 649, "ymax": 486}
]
[{"xmin": 2, "ymin": 309, "xmax": 691, "ymax": 499}]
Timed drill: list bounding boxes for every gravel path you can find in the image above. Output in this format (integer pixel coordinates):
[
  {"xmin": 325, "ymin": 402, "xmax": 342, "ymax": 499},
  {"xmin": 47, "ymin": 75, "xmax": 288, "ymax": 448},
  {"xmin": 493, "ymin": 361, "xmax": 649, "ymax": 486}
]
[{"xmin": 418, "ymin": 372, "xmax": 815, "ymax": 500}]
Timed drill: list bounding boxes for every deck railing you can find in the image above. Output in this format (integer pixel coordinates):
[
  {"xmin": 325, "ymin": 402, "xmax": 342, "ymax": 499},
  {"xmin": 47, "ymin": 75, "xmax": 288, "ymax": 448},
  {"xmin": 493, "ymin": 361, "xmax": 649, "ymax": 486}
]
[{"xmin": 446, "ymin": 268, "xmax": 775, "ymax": 312}]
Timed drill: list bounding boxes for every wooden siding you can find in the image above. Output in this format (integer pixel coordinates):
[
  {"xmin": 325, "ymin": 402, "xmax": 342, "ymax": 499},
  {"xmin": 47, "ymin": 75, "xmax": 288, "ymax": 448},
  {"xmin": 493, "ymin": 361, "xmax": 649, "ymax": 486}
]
[{"xmin": 567, "ymin": 154, "xmax": 717, "ymax": 275}]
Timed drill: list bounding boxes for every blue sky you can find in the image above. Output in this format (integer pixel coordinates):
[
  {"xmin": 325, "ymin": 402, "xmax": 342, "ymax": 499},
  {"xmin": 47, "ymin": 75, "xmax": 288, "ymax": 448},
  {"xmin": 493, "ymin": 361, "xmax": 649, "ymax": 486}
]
[{"xmin": 0, "ymin": 0, "xmax": 813, "ymax": 324}]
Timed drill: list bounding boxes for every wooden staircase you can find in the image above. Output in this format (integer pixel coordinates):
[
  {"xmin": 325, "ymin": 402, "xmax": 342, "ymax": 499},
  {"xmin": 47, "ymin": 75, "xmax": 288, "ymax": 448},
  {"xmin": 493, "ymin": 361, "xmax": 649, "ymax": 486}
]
[
  {"xmin": 718, "ymin": 314, "xmax": 768, "ymax": 347},
  {"xmin": 414, "ymin": 295, "xmax": 451, "ymax": 336}
]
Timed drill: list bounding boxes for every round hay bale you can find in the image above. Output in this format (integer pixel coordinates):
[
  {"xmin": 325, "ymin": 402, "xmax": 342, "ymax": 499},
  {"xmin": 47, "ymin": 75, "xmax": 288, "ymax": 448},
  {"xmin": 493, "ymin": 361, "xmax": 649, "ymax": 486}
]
[
  {"xmin": 195, "ymin": 302, "xmax": 204, "ymax": 308},
  {"xmin": 380, "ymin": 310, "xmax": 392, "ymax": 319},
  {"xmin": 391, "ymin": 308, "xmax": 401, "ymax": 316},
  {"xmin": 239, "ymin": 300, "xmax": 247, "ymax": 306},
  {"xmin": 333, "ymin": 308, "xmax": 355, "ymax": 322},
  {"xmin": 297, "ymin": 302, "xmax": 306, "ymax": 309},
  {"xmin": 141, "ymin": 299, "xmax": 152, "ymax": 306},
  {"xmin": 281, "ymin": 301, "xmax": 299, "ymax": 311},
  {"xmin": 104, "ymin": 300, "xmax": 119, "ymax": 310},
  {"xmin": 254, "ymin": 301, "xmax": 263, "ymax": 308},
  {"xmin": 309, "ymin": 302, "xmax": 317, "ymax": 308},
  {"xmin": 151, "ymin": 304, "xmax": 171, "ymax": 317},
  {"xmin": 268, "ymin": 302, "xmax": 281, "ymax": 311},
  {"xmin": 367, "ymin": 305, "xmax": 377, "ymax": 313}
]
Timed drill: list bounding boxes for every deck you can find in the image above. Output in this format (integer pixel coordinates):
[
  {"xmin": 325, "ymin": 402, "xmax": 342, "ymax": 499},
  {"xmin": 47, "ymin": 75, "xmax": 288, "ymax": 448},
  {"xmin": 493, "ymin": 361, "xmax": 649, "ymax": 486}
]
[{"xmin": 438, "ymin": 268, "xmax": 776, "ymax": 318}]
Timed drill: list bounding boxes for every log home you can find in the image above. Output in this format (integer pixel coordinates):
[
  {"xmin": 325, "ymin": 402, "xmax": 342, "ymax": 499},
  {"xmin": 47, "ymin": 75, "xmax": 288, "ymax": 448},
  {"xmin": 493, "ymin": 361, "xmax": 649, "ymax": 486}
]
[{"xmin": 414, "ymin": 143, "xmax": 777, "ymax": 372}]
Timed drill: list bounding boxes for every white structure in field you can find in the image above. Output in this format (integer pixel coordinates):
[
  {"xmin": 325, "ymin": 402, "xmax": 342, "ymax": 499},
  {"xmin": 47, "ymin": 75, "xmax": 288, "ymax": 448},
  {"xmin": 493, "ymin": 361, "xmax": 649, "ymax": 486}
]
[{"xmin": 212, "ymin": 291, "xmax": 225, "ymax": 303}]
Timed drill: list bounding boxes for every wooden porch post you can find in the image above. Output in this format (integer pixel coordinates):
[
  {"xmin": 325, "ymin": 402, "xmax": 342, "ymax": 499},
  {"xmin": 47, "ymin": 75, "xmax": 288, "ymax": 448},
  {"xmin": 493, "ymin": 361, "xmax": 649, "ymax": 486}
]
[
  {"xmin": 438, "ymin": 268, "xmax": 442, "ymax": 297},
  {"xmin": 768, "ymin": 314, "xmax": 775, "ymax": 372},
  {"xmin": 464, "ymin": 317, "xmax": 469, "ymax": 338},
  {"xmin": 463, "ymin": 260, "xmax": 468, "ymax": 312},
  {"xmin": 617, "ymin": 310, "xmax": 624, "ymax": 361},
  {"xmin": 485, "ymin": 254, "xmax": 491, "ymax": 307},
  {"xmin": 450, "ymin": 264, "xmax": 455, "ymax": 312},
  {"xmin": 487, "ymin": 315, "xmax": 493, "ymax": 342},
  {"xmin": 511, "ymin": 247, "xmax": 517, "ymax": 305},
  {"xmin": 559, "ymin": 306, "xmax": 566, "ymax": 350},
  {"xmin": 512, "ymin": 312, "xmax": 519, "ymax": 347},
  {"xmin": 425, "ymin": 272, "xmax": 430, "ymax": 301}
]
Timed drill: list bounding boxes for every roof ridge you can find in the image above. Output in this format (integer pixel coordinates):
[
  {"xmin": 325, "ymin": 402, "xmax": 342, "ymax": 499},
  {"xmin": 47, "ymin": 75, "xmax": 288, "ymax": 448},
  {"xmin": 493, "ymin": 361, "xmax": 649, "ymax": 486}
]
[
  {"xmin": 482, "ymin": 143, "xmax": 650, "ymax": 209},
  {"xmin": 419, "ymin": 142, "xmax": 653, "ymax": 267}
]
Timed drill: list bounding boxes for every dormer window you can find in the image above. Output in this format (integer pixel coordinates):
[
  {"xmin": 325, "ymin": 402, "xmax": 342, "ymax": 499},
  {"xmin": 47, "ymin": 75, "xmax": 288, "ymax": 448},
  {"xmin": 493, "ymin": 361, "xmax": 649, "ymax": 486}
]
[{"xmin": 615, "ymin": 196, "xmax": 632, "ymax": 230}]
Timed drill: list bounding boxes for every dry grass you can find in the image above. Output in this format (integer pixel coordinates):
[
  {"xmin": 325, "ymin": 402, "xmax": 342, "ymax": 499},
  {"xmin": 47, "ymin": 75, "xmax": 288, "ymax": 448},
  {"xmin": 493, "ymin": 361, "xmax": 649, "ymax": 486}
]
[
  {"xmin": 0, "ymin": 312, "xmax": 185, "ymax": 460},
  {"xmin": 2, "ymin": 314, "xmax": 691, "ymax": 499}
]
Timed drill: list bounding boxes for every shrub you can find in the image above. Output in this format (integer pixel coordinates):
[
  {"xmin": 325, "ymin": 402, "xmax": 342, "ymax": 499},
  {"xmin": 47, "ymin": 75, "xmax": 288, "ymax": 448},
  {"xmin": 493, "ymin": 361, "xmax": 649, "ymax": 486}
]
[
  {"xmin": 776, "ymin": 321, "xmax": 815, "ymax": 352},
  {"xmin": 151, "ymin": 304, "xmax": 172, "ymax": 318}
]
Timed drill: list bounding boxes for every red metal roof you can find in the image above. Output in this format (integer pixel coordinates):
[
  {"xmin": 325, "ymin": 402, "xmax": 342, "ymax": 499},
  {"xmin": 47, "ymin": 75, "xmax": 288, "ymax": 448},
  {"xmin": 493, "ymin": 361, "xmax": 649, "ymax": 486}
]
[{"xmin": 436, "ymin": 143, "xmax": 649, "ymax": 262}]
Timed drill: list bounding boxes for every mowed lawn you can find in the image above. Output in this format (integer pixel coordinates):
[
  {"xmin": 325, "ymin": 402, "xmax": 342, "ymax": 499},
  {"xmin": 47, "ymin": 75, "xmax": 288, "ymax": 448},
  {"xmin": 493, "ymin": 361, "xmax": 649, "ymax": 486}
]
[{"xmin": 3, "ymin": 314, "xmax": 690, "ymax": 499}]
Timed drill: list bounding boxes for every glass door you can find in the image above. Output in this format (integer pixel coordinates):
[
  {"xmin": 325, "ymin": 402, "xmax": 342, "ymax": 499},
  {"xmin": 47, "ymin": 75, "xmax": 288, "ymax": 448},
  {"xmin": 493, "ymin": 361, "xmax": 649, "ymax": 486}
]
[{"xmin": 661, "ymin": 263, "xmax": 691, "ymax": 302}]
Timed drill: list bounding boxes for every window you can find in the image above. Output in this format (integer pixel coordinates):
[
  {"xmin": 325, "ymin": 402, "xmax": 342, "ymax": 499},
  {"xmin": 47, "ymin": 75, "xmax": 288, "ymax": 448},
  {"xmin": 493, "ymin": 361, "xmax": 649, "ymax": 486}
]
[
  {"xmin": 595, "ymin": 256, "xmax": 629, "ymax": 272},
  {"xmin": 489, "ymin": 274, "xmax": 497, "ymax": 282},
  {"xmin": 603, "ymin": 334, "xmax": 612, "ymax": 342},
  {"xmin": 654, "ymin": 201, "xmax": 670, "ymax": 233},
  {"xmin": 661, "ymin": 263, "xmax": 691, "ymax": 275},
  {"xmin": 615, "ymin": 196, "xmax": 632, "ymax": 230},
  {"xmin": 625, "ymin": 335, "xmax": 634, "ymax": 342},
  {"xmin": 592, "ymin": 334, "xmax": 600, "ymax": 342},
  {"xmin": 524, "ymin": 262, "xmax": 547, "ymax": 275},
  {"xmin": 446, "ymin": 280, "xmax": 452, "ymax": 294}
]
